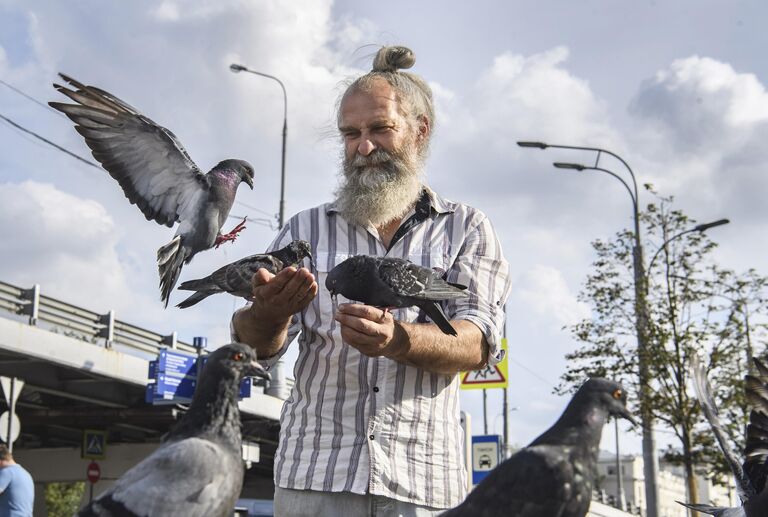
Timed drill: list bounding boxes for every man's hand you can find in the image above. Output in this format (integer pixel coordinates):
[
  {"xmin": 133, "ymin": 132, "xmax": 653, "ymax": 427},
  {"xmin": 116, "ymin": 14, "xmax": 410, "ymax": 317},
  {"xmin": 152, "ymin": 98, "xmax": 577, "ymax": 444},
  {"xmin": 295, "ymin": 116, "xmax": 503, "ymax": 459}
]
[
  {"xmin": 249, "ymin": 266, "xmax": 317, "ymax": 323},
  {"xmin": 334, "ymin": 303, "xmax": 408, "ymax": 360}
]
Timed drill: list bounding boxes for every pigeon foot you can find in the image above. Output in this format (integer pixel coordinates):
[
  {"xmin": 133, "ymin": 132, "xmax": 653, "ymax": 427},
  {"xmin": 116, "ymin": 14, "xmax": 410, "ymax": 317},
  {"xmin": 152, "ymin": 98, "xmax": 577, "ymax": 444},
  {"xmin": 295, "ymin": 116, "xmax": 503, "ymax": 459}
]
[{"xmin": 215, "ymin": 218, "xmax": 247, "ymax": 248}]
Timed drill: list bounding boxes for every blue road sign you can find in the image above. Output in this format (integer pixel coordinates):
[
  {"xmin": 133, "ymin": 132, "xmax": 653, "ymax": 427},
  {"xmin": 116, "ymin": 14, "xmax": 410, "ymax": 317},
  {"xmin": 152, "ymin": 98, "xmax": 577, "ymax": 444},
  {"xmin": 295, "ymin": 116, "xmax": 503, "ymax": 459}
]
[
  {"xmin": 146, "ymin": 348, "xmax": 254, "ymax": 404},
  {"xmin": 472, "ymin": 435, "xmax": 502, "ymax": 485},
  {"xmin": 82, "ymin": 429, "xmax": 107, "ymax": 459}
]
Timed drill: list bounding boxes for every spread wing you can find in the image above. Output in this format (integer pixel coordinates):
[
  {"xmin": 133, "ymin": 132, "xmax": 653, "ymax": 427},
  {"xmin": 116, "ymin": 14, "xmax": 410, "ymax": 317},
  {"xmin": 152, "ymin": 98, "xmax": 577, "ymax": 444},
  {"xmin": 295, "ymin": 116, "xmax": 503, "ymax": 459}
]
[
  {"xmin": 80, "ymin": 438, "xmax": 242, "ymax": 517},
  {"xmin": 50, "ymin": 73, "xmax": 208, "ymax": 227},
  {"xmin": 745, "ymin": 358, "xmax": 768, "ymax": 496},
  {"xmin": 443, "ymin": 447, "xmax": 575, "ymax": 517},
  {"xmin": 691, "ymin": 355, "xmax": 756, "ymax": 500},
  {"xmin": 378, "ymin": 258, "xmax": 466, "ymax": 301}
]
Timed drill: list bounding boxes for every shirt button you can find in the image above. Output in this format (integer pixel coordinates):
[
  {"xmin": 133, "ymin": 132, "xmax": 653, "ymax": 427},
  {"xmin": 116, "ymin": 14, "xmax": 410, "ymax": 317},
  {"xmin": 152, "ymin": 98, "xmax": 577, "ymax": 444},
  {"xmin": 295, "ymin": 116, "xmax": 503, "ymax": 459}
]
[
  {"xmin": 369, "ymin": 434, "xmax": 375, "ymax": 441},
  {"xmin": 373, "ymin": 386, "xmax": 380, "ymax": 393}
]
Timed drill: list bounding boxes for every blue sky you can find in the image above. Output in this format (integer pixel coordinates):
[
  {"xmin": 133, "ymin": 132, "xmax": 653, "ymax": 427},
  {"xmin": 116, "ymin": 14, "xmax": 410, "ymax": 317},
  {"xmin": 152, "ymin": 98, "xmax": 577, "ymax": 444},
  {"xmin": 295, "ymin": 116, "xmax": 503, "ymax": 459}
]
[{"xmin": 1, "ymin": 0, "xmax": 767, "ymax": 457}]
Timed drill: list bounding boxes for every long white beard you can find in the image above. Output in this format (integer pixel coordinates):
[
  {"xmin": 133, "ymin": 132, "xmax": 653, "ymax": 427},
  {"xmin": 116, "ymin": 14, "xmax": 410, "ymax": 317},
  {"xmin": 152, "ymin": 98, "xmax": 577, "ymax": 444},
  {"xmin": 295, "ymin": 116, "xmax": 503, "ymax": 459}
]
[{"xmin": 334, "ymin": 145, "xmax": 424, "ymax": 227}]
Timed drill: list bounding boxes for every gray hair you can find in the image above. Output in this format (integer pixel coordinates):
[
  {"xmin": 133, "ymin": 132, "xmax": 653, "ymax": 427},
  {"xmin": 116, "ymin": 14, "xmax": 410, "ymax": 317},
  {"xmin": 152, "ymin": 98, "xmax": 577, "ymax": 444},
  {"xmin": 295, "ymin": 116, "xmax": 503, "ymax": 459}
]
[{"xmin": 338, "ymin": 46, "xmax": 435, "ymax": 139}]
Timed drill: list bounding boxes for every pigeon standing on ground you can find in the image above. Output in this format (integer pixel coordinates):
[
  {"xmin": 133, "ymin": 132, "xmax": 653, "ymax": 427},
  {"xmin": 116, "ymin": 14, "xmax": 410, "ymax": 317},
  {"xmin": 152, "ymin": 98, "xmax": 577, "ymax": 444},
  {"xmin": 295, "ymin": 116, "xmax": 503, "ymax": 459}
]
[
  {"xmin": 49, "ymin": 74, "xmax": 255, "ymax": 307},
  {"xmin": 324, "ymin": 255, "xmax": 467, "ymax": 336},
  {"xmin": 677, "ymin": 357, "xmax": 768, "ymax": 517},
  {"xmin": 77, "ymin": 343, "xmax": 269, "ymax": 517},
  {"xmin": 443, "ymin": 378, "xmax": 637, "ymax": 517},
  {"xmin": 176, "ymin": 240, "xmax": 314, "ymax": 308}
]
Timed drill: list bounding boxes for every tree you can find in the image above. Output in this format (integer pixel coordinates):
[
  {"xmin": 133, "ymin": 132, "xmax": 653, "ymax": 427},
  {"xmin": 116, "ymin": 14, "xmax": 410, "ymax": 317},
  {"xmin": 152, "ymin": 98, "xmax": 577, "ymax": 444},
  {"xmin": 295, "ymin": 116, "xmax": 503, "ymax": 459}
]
[
  {"xmin": 45, "ymin": 481, "xmax": 85, "ymax": 517},
  {"xmin": 559, "ymin": 189, "xmax": 768, "ymax": 507}
]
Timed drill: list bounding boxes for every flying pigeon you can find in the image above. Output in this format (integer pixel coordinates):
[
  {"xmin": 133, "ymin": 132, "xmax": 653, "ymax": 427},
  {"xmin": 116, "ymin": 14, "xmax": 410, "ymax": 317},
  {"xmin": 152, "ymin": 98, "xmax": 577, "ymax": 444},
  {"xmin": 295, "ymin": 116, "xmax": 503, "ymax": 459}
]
[
  {"xmin": 49, "ymin": 73, "xmax": 255, "ymax": 307},
  {"xmin": 324, "ymin": 255, "xmax": 467, "ymax": 336},
  {"xmin": 176, "ymin": 240, "xmax": 313, "ymax": 308},
  {"xmin": 443, "ymin": 378, "xmax": 637, "ymax": 517},
  {"xmin": 677, "ymin": 357, "xmax": 768, "ymax": 517},
  {"xmin": 76, "ymin": 343, "xmax": 269, "ymax": 517}
]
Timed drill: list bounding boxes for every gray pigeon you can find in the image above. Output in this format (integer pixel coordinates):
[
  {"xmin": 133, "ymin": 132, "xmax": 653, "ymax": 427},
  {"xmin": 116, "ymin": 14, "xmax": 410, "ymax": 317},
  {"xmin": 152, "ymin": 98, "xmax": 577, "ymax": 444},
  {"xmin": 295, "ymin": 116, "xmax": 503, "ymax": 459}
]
[
  {"xmin": 76, "ymin": 343, "xmax": 269, "ymax": 517},
  {"xmin": 324, "ymin": 255, "xmax": 467, "ymax": 336},
  {"xmin": 443, "ymin": 378, "xmax": 636, "ymax": 517},
  {"xmin": 49, "ymin": 73, "xmax": 255, "ymax": 307},
  {"xmin": 678, "ymin": 357, "xmax": 768, "ymax": 516},
  {"xmin": 176, "ymin": 240, "xmax": 313, "ymax": 308}
]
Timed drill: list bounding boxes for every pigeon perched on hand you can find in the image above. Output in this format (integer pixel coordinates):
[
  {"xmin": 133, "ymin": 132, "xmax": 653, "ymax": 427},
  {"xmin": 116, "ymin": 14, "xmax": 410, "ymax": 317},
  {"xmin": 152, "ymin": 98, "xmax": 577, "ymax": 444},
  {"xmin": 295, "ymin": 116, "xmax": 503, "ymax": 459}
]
[
  {"xmin": 76, "ymin": 343, "xmax": 269, "ymax": 517},
  {"xmin": 678, "ymin": 357, "xmax": 768, "ymax": 517},
  {"xmin": 49, "ymin": 73, "xmax": 255, "ymax": 307},
  {"xmin": 325, "ymin": 255, "xmax": 467, "ymax": 336},
  {"xmin": 176, "ymin": 240, "xmax": 313, "ymax": 308},
  {"xmin": 443, "ymin": 378, "xmax": 636, "ymax": 517}
]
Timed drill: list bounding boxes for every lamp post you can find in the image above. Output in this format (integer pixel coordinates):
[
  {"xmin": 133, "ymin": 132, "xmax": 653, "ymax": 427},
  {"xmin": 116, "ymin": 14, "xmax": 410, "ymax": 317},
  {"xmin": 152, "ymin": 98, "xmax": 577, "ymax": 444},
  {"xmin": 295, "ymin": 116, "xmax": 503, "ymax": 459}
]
[
  {"xmin": 518, "ymin": 141, "xmax": 658, "ymax": 516},
  {"xmin": 230, "ymin": 63, "xmax": 288, "ymax": 228}
]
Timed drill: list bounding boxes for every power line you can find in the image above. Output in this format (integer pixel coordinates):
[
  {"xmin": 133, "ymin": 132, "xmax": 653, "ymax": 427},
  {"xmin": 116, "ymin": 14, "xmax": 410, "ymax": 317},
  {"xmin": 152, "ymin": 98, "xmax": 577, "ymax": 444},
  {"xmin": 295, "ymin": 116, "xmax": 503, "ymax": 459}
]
[
  {"xmin": 0, "ymin": 78, "xmax": 65, "ymax": 118},
  {"xmin": 235, "ymin": 199, "xmax": 277, "ymax": 219},
  {"xmin": 0, "ymin": 112, "xmax": 101, "ymax": 170}
]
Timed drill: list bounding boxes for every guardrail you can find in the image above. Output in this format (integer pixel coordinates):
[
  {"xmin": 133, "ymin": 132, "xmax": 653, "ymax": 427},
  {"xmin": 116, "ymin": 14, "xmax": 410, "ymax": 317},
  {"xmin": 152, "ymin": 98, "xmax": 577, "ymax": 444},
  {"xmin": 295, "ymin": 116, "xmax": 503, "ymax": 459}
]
[{"xmin": 0, "ymin": 280, "xmax": 198, "ymax": 357}]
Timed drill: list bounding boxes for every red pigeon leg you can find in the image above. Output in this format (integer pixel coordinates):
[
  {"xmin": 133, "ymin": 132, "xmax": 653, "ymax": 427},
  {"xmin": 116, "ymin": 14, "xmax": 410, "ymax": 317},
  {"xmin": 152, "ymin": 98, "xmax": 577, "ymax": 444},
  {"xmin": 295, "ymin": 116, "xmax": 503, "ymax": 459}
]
[{"xmin": 215, "ymin": 217, "xmax": 247, "ymax": 248}]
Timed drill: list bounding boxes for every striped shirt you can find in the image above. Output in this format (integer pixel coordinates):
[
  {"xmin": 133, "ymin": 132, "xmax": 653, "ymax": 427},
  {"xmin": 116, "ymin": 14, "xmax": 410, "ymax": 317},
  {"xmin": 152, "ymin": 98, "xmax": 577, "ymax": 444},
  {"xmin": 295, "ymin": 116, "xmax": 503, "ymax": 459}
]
[{"xmin": 234, "ymin": 187, "xmax": 511, "ymax": 509}]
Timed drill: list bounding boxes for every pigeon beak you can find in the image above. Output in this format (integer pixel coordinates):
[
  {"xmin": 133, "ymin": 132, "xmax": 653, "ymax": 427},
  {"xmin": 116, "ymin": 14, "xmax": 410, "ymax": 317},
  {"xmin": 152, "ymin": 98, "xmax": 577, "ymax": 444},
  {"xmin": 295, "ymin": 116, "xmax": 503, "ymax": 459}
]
[
  {"xmin": 244, "ymin": 175, "xmax": 254, "ymax": 190},
  {"xmin": 307, "ymin": 253, "xmax": 316, "ymax": 271},
  {"xmin": 246, "ymin": 359, "xmax": 271, "ymax": 381},
  {"xmin": 616, "ymin": 406, "xmax": 638, "ymax": 426}
]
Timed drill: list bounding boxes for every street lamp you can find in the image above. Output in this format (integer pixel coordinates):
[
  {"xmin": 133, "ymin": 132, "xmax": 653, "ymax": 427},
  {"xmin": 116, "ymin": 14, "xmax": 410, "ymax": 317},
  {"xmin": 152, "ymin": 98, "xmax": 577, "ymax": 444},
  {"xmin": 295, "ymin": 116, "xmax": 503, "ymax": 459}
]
[
  {"xmin": 646, "ymin": 219, "xmax": 730, "ymax": 274},
  {"xmin": 519, "ymin": 141, "xmax": 658, "ymax": 517},
  {"xmin": 230, "ymin": 63, "xmax": 288, "ymax": 228}
]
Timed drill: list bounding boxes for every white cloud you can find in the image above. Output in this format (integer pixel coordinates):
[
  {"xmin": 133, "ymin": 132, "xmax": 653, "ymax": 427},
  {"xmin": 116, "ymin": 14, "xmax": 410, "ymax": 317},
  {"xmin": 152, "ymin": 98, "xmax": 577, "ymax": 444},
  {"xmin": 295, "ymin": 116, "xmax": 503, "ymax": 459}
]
[{"xmin": 513, "ymin": 265, "xmax": 591, "ymax": 328}]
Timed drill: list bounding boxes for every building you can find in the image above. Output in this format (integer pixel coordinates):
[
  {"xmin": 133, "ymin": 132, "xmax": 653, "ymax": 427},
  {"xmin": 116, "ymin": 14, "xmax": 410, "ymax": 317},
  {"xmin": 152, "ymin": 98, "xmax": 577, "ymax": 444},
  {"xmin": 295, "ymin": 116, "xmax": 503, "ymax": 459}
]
[{"xmin": 595, "ymin": 450, "xmax": 737, "ymax": 517}]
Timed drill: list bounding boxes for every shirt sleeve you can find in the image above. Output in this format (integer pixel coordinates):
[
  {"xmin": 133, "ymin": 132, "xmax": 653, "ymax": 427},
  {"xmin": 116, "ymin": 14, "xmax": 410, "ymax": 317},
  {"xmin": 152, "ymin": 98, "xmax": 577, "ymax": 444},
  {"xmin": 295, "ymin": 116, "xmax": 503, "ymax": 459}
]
[
  {"xmin": 229, "ymin": 220, "xmax": 305, "ymax": 369},
  {"xmin": 443, "ymin": 212, "xmax": 511, "ymax": 366}
]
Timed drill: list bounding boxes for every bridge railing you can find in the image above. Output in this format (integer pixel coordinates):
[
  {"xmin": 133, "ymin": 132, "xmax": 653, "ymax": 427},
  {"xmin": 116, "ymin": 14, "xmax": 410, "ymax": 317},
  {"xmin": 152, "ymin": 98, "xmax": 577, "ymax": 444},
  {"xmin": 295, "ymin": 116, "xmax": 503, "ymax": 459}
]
[{"xmin": 0, "ymin": 280, "xmax": 197, "ymax": 357}]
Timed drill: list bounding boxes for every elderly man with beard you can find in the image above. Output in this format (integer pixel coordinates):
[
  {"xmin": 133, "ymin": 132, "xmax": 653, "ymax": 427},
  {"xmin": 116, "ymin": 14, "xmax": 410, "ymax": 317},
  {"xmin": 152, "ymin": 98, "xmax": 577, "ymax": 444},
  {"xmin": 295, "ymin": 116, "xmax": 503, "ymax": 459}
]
[{"xmin": 232, "ymin": 45, "xmax": 511, "ymax": 517}]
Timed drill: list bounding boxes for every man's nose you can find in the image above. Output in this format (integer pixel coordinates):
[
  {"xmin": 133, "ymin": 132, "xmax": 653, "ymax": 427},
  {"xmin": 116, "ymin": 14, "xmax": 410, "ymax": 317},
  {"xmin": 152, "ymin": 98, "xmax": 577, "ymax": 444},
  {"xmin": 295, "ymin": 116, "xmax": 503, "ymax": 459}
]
[{"xmin": 357, "ymin": 138, "xmax": 375, "ymax": 156}]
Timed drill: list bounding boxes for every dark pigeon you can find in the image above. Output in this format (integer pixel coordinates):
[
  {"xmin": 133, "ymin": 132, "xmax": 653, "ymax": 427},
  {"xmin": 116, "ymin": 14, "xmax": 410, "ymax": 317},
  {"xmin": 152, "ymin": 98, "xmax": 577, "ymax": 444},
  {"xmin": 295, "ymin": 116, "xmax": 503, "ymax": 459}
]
[
  {"xmin": 49, "ymin": 73, "xmax": 255, "ymax": 307},
  {"xmin": 176, "ymin": 240, "xmax": 313, "ymax": 308},
  {"xmin": 76, "ymin": 343, "xmax": 269, "ymax": 517},
  {"xmin": 677, "ymin": 357, "xmax": 768, "ymax": 517},
  {"xmin": 324, "ymin": 255, "xmax": 467, "ymax": 336},
  {"xmin": 443, "ymin": 378, "xmax": 636, "ymax": 517}
]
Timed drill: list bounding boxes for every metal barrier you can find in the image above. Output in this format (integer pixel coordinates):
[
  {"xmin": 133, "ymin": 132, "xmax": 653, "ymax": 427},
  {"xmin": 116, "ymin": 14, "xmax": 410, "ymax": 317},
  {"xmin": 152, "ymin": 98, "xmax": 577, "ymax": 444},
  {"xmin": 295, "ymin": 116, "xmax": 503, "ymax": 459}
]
[{"xmin": 0, "ymin": 280, "xmax": 197, "ymax": 357}]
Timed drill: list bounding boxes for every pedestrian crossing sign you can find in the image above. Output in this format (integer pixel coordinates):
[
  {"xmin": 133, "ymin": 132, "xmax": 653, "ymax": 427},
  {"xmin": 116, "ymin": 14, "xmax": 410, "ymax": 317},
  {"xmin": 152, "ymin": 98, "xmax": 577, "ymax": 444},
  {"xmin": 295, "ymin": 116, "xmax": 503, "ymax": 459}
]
[
  {"xmin": 460, "ymin": 338, "xmax": 508, "ymax": 390},
  {"xmin": 82, "ymin": 429, "xmax": 107, "ymax": 459}
]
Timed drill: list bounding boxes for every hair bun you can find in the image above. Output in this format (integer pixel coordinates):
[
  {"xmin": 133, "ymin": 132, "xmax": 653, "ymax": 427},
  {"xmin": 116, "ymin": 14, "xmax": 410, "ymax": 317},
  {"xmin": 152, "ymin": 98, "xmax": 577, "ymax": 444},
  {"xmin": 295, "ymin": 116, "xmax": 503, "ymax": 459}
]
[{"xmin": 372, "ymin": 46, "xmax": 416, "ymax": 73}]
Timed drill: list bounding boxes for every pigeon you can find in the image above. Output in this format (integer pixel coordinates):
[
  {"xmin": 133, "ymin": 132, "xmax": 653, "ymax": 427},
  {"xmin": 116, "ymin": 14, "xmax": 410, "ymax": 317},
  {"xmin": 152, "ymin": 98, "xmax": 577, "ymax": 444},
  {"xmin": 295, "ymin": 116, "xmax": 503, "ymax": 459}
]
[
  {"xmin": 676, "ymin": 357, "xmax": 768, "ymax": 517},
  {"xmin": 76, "ymin": 343, "xmax": 269, "ymax": 517},
  {"xmin": 49, "ymin": 73, "xmax": 255, "ymax": 307},
  {"xmin": 443, "ymin": 378, "xmax": 637, "ymax": 517},
  {"xmin": 176, "ymin": 240, "xmax": 313, "ymax": 308},
  {"xmin": 324, "ymin": 255, "xmax": 467, "ymax": 336}
]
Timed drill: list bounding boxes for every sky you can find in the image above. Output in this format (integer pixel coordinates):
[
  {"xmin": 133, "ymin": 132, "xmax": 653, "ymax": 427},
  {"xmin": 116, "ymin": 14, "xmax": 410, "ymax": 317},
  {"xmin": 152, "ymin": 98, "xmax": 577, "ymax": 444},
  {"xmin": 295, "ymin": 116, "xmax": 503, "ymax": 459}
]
[{"xmin": 1, "ymin": 0, "xmax": 767, "ymax": 459}]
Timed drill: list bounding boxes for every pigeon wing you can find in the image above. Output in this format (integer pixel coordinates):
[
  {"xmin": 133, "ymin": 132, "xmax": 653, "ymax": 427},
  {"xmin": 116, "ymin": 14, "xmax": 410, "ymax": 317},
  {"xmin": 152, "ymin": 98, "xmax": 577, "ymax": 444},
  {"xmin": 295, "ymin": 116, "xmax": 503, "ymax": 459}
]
[
  {"xmin": 378, "ymin": 258, "xmax": 466, "ymax": 301},
  {"xmin": 83, "ymin": 438, "xmax": 242, "ymax": 517},
  {"xmin": 745, "ymin": 358, "xmax": 768, "ymax": 495},
  {"xmin": 214, "ymin": 254, "xmax": 283, "ymax": 297},
  {"xmin": 444, "ymin": 447, "xmax": 572, "ymax": 517},
  {"xmin": 691, "ymin": 355, "xmax": 756, "ymax": 500},
  {"xmin": 50, "ymin": 73, "xmax": 208, "ymax": 228}
]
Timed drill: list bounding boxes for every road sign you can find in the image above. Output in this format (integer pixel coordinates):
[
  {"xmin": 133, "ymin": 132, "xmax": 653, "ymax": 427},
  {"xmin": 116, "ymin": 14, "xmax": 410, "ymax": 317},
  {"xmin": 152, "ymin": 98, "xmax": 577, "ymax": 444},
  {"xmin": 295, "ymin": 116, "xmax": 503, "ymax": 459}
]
[
  {"xmin": 0, "ymin": 412, "xmax": 20, "ymax": 443},
  {"xmin": 0, "ymin": 377, "xmax": 24, "ymax": 407},
  {"xmin": 472, "ymin": 434, "xmax": 502, "ymax": 485},
  {"xmin": 82, "ymin": 430, "xmax": 107, "ymax": 459},
  {"xmin": 461, "ymin": 338, "xmax": 508, "ymax": 390},
  {"xmin": 87, "ymin": 461, "xmax": 101, "ymax": 484}
]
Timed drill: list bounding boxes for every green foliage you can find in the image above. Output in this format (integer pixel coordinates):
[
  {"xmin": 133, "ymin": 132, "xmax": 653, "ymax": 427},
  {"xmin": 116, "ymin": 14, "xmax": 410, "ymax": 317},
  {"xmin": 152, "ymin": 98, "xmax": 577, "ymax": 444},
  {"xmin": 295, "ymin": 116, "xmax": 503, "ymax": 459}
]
[
  {"xmin": 45, "ymin": 482, "xmax": 85, "ymax": 517},
  {"xmin": 560, "ymin": 189, "xmax": 768, "ymax": 493}
]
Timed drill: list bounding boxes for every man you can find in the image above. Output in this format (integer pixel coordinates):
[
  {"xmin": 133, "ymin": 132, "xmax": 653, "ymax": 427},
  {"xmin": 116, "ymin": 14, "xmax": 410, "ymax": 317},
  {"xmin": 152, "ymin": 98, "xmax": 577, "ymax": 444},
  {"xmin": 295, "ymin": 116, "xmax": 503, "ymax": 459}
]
[
  {"xmin": 0, "ymin": 445, "xmax": 34, "ymax": 517},
  {"xmin": 232, "ymin": 45, "xmax": 511, "ymax": 516}
]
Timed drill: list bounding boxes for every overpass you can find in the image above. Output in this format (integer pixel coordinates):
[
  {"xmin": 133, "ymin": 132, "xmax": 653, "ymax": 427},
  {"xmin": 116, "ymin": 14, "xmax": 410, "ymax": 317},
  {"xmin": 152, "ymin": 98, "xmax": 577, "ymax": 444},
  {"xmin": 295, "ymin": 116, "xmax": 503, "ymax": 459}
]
[{"xmin": 0, "ymin": 280, "xmax": 284, "ymax": 515}]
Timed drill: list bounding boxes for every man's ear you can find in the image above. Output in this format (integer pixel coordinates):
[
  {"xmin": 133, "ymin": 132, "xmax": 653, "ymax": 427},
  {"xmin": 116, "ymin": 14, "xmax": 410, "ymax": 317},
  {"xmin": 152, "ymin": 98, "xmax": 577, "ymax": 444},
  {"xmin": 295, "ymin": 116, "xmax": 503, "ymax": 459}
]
[{"xmin": 416, "ymin": 115, "xmax": 430, "ymax": 142}]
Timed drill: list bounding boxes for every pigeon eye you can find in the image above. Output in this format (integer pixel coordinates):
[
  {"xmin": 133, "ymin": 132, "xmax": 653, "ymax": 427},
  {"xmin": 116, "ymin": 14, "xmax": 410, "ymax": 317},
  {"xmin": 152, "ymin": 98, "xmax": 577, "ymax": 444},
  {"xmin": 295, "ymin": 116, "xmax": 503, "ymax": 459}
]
[
  {"xmin": 232, "ymin": 352, "xmax": 244, "ymax": 361},
  {"xmin": 612, "ymin": 389, "xmax": 623, "ymax": 400}
]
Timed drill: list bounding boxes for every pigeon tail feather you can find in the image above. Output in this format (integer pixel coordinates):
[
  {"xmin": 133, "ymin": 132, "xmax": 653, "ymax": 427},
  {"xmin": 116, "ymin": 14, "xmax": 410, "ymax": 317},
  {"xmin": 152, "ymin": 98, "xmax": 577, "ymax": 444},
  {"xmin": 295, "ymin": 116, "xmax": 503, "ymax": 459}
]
[
  {"xmin": 157, "ymin": 237, "xmax": 189, "ymax": 308},
  {"xmin": 177, "ymin": 276, "xmax": 218, "ymax": 292},
  {"xmin": 676, "ymin": 501, "xmax": 735, "ymax": 516},
  {"xmin": 421, "ymin": 302, "xmax": 458, "ymax": 336},
  {"xmin": 176, "ymin": 291, "xmax": 213, "ymax": 309}
]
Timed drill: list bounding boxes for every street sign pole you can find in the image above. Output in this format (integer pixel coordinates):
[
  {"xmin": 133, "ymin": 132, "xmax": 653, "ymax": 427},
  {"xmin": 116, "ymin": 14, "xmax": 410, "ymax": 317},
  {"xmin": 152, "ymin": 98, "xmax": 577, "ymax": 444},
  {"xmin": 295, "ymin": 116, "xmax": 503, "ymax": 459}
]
[{"xmin": 1, "ymin": 377, "xmax": 24, "ymax": 453}]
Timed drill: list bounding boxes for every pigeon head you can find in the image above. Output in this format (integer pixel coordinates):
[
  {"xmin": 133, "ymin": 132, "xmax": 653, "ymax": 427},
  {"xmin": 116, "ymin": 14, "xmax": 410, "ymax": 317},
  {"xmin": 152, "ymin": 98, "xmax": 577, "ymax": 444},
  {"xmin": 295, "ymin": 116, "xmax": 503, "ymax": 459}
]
[
  {"xmin": 325, "ymin": 255, "xmax": 368, "ymax": 299},
  {"xmin": 577, "ymin": 378, "xmax": 637, "ymax": 425},
  {"xmin": 215, "ymin": 159, "xmax": 254, "ymax": 189},
  {"xmin": 202, "ymin": 343, "xmax": 270, "ymax": 382},
  {"xmin": 288, "ymin": 239, "xmax": 314, "ymax": 268}
]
